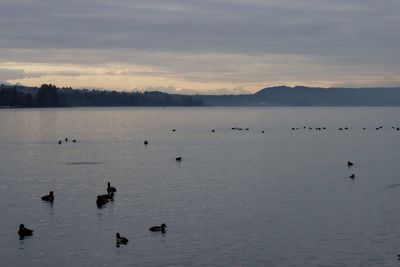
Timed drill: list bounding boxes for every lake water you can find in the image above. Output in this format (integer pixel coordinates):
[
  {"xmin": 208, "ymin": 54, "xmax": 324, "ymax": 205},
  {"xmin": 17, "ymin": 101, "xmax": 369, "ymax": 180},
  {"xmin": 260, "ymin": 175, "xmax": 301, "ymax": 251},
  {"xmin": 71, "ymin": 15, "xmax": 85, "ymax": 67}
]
[{"xmin": 0, "ymin": 107, "xmax": 400, "ymax": 266}]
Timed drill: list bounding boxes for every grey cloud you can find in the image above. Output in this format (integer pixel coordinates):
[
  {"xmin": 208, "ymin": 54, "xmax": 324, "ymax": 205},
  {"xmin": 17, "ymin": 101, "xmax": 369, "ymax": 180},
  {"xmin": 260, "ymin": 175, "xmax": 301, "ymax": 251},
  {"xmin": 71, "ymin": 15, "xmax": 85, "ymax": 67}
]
[
  {"xmin": 1, "ymin": 0, "xmax": 399, "ymax": 60},
  {"xmin": 0, "ymin": 68, "xmax": 27, "ymax": 81}
]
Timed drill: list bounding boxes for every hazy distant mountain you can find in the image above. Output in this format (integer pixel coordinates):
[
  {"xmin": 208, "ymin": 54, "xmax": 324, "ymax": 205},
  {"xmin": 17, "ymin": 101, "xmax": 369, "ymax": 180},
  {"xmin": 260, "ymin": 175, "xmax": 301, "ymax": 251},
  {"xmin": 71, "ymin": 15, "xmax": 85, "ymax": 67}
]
[{"xmin": 199, "ymin": 86, "xmax": 400, "ymax": 106}]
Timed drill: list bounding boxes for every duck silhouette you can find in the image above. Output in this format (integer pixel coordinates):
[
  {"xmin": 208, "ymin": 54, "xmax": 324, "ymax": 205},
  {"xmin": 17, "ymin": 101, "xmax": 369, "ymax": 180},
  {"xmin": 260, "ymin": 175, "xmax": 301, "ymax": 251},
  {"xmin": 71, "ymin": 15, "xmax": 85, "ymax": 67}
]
[
  {"xmin": 41, "ymin": 191, "xmax": 54, "ymax": 202},
  {"xmin": 107, "ymin": 182, "xmax": 117, "ymax": 194},
  {"xmin": 116, "ymin": 233, "xmax": 128, "ymax": 245},
  {"xmin": 96, "ymin": 192, "xmax": 114, "ymax": 207},
  {"xmin": 149, "ymin": 223, "xmax": 167, "ymax": 233},
  {"xmin": 347, "ymin": 161, "xmax": 354, "ymax": 167},
  {"xmin": 18, "ymin": 224, "xmax": 33, "ymax": 239}
]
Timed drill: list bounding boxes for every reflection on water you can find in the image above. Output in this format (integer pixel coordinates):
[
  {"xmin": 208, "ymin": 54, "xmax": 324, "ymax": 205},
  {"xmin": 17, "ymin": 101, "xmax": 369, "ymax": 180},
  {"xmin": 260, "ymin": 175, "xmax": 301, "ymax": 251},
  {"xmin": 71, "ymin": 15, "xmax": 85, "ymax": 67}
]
[{"xmin": 0, "ymin": 107, "xmax": 400, "ymax": 266}]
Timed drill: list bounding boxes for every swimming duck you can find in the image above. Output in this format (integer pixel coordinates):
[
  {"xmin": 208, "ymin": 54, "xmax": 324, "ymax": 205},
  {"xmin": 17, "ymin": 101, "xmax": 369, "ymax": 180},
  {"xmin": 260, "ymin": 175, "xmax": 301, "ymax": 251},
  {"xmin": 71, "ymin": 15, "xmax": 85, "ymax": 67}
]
[
  {"xmin": 96, "ymin": 192, "xmax": 114, "ymax": 207},
  {"xmin": 65, "ymin": 137, "xmax": 68, "ymax": 142},
  {"xmin": 18, "ymin": 224, "xmax": 33, "ymax": 239},
  {"xmin": 176, "ymin": 157, "xmax": 182, "ymax": 161},
  {"xmin": 347, "ymin": 161, "xmax": 354, "ymax": 167},
  {"xmin": 144, "ymin": 140, "xmax": 149, "ymax": 145},
  {"xmin": 107, "ymin": 182, "xmax": 117, "ymax": 193},
  {"xmin": 58, "ymin": 140, "xmax": 62, "ymax": 145},
  {"xmin": 116, "ymin": 233, "xmax": 128, "ymax": 245},
  {"xmin": 41, "ymin": 191, "xmax": 54, "ymax": 202},
  {"xmin": 350, "ymin": 174, "xmax": 355, "ymax": 179},
  {"xmin": 149, "ymin": 223, "xmax": 167, "ymax": 233},
  {"xmin": 72, "ymin": 139, "xmax": 76, "ymax": 143}
]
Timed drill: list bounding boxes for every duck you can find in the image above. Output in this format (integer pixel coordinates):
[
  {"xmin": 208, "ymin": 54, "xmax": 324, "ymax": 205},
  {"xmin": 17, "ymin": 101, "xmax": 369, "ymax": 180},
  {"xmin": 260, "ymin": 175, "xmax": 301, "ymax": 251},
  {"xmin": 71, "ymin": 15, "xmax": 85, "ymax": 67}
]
[
  {"xmin": 116, "ymin": 233, "xmax": 129, "ymax": 245},
  {"xmin": 149, "ymin": 223, "xmax": 167, "ymax": 233},
  {"xmin": 261, "ymin": 130, "xmax": 265, "ymax": 133},
  {"xmin": 107, "ymin": 182, "xmax": 117, "ymax": 193},
  {"xmin": 211, "ymin": 129, "xmax": 215, "ymax": 132},
  {"xmin": 176, "ymin": 157, "xmax": 182, "ymax": 161},
  {"xmin": 41, "ymin": 191, "xmax": 54, "ymax": 202},
  {"xmin": 350, "ymin": 174, "xmax": 355, "ymax": 179},
  {"xmin": 347, "ymin": 161, "xmax": 354, "ymax": 167},
  {"xmin": 58, "ymin": 140, "xmax": 62, "ymax": 145},
  {"xmin": 65, "ymin": 137, "xmax": 68, "ymax": 142},
  {"xmin": 172, "ymin": 129, "xmax": 176, "ymax": 132},
  {"xmin": 18, "ymin": 224, "xmax": 33, "ymax": 239},
  {"xmin": 96, "ymin": 192, "xmax": 114, "ymax": 207},
  {"xmin": 72, "ymin": 139, "xmax": 76, "ymax": 143},
  {"xmin": 144, "ymin": 140, "xmax": 149, "ymax": 145}
]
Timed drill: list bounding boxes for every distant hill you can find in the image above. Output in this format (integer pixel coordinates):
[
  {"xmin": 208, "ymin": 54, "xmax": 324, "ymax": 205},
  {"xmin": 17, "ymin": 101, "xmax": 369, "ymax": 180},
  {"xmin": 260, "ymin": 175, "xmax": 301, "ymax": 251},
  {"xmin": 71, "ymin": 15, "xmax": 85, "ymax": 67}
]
[{"xmin": 199, "ymin": 86, "xmax": 400, "ymax": 106}]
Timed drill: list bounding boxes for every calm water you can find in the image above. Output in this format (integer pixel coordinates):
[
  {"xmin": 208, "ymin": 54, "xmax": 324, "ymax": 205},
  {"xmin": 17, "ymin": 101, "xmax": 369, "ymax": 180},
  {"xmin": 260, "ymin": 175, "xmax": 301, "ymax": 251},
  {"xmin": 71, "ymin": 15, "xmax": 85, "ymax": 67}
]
[{"xmin": 1, "ymin": 107, "xmax": 400, "ymax": 266}]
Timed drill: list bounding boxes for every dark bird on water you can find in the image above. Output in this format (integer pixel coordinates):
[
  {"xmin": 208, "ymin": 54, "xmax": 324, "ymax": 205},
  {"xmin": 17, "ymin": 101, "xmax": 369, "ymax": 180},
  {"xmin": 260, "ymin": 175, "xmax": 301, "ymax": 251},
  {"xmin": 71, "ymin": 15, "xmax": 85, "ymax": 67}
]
[
  {"xmin": 347, "ymin": 161, "xmax": 354, "ymax": 167},
  {"xmin": 72, "ymin": 139, "xmax": 76, "ymax": 143},
  {"xmin": 176, "ymin": 157, "xmax": 182, "ymax": 161},
  {"xmin": 58, "ymin": 140, "xmax": 62, "ymax": 145},
  {"xmin": 144, "ymin": 140, "xmax": 149, "ymax": 145},
  {"xmin": 116, "ymin": 233, "xmax": 129, "ymax": 245},
  {"xmin": 107, "ymin": 182, "xmax": 117, "ymax": 193},
  {"xmin": 41, "ymin": 191, "xmax": 54, "ymax": 202},
  {"xmin": 149, "ymin": 223, "xmax": 167, "ymax": 233},
  {"xmin": 65, "ymin": 137, "xmax": 68, "ymax": 142},
  {"xmin": 96, "ymin": 192, "xmax": 114, "ymax": 207},
  {"xmin": 18, "ymin": 224, "xmax": 33, "ymax": 239},
  {"xmin": 172, "ymin": 129, "xmax": 176, "ymax": 132},
  {"xmin": 350, "ymin": 174, "xmax": 355, "ymax": 179},
  {"xmin": 211, "ymin": 129, "xmax": 215, "ymax": 132}
]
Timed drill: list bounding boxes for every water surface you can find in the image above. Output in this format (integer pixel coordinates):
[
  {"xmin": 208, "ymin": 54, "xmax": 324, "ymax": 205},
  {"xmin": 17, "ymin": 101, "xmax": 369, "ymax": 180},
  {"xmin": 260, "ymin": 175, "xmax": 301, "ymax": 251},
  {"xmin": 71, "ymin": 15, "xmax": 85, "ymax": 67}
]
[{"xmin": 0, "ymin": 107, "xmax": 400, "ymax": 266}]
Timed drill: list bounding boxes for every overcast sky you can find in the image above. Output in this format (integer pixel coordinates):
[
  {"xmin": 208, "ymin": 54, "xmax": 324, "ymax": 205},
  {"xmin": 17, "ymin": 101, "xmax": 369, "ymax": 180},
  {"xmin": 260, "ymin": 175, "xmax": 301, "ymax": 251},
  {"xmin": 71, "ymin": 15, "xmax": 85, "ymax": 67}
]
[{"xmin": 1, "ymin": 0, "xmax": 399, "ymax": 93}]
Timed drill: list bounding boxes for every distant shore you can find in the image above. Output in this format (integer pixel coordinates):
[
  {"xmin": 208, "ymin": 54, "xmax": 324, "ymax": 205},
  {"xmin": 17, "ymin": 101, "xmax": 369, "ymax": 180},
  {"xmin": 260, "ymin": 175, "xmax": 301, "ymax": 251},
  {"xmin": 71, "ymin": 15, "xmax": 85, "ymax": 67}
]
[{"xmin": 2, "ymin": 84, "xmax": 400, "ymax": 107}]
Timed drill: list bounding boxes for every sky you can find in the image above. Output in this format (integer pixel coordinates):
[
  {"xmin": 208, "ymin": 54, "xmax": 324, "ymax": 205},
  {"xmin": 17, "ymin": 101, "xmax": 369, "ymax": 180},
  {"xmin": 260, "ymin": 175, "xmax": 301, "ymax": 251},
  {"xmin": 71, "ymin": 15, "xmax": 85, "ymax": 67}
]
[{"xmin": 0, "ymin": 0, "xmax": 399, "ymax": 94}]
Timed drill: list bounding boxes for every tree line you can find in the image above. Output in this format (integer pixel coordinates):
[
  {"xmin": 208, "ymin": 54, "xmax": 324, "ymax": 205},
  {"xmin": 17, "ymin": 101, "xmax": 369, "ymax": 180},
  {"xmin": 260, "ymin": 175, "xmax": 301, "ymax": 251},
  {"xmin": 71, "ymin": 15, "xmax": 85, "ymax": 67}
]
[{"xmin": 0, "ymin": 84, "xmax": 203, "ymax": 107}]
